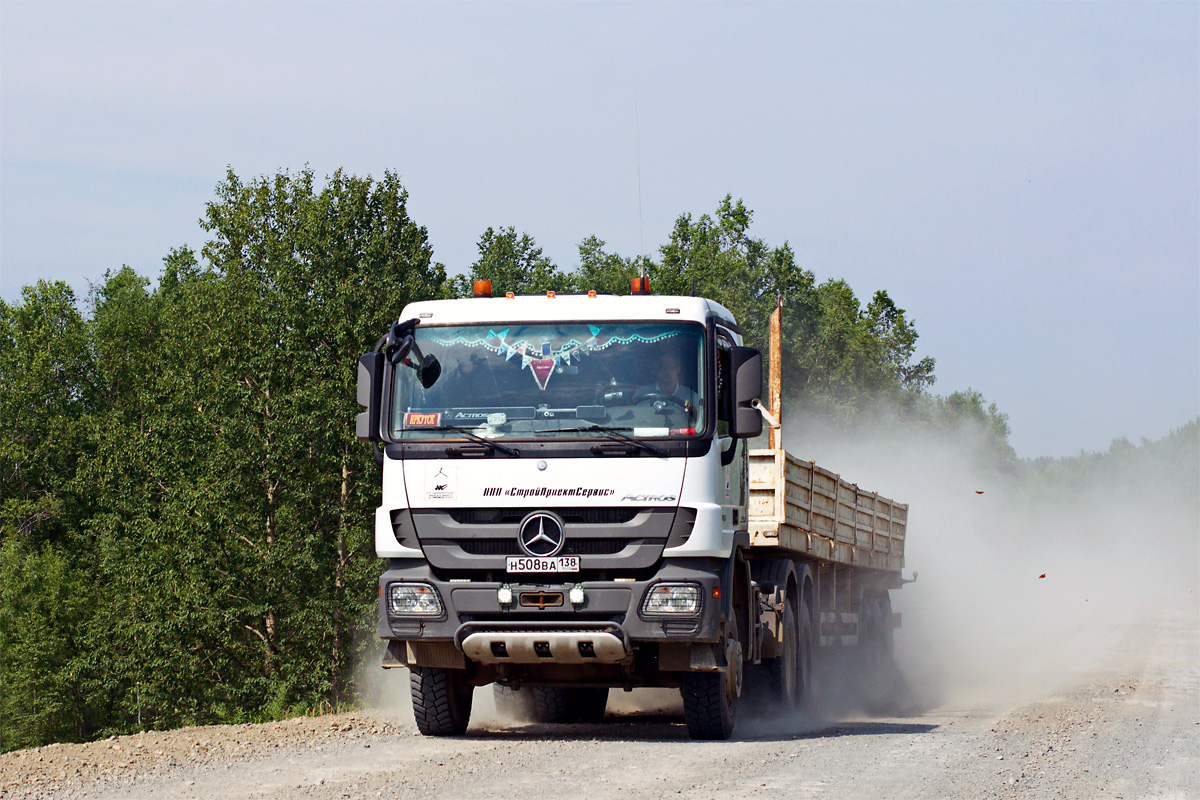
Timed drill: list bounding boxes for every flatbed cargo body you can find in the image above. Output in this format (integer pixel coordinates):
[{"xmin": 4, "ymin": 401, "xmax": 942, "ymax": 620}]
[{"xmin": 748, "ymin": 447, "xmax": 907, "ymax": 572}]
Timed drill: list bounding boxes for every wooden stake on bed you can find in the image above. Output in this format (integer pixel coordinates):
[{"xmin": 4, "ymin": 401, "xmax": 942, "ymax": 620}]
[{"xmin": 768, "ymin": 296, "xmax": 782, "ymax": 451}]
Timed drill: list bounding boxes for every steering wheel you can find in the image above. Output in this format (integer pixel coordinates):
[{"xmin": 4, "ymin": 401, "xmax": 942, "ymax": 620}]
[
  {"xmin": 596, "ymin": 384, "xmax": 636, "ymax": 406},
  {"xmin": 635, "ymin": 391, "xmax": 687, "ymax": 409}
]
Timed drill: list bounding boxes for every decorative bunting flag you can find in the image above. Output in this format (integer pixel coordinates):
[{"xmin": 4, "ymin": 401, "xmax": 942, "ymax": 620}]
[{"xmin": 429, "ymin": 327, "xmax": 680, "ymax": 391}]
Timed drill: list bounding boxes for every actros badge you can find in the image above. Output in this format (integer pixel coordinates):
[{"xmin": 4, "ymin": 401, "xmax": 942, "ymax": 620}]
[{"xmin": 518, "ymin": 512, "xmax": 565, "ymax": 557}]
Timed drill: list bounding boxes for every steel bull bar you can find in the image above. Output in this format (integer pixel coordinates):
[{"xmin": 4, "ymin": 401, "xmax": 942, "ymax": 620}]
[{"xmin": 456, "ymin": 622, "xmax": 631, "ymax": 665}]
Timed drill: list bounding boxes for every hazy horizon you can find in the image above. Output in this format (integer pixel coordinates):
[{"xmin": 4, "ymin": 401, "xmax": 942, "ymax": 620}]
[{"xmin": 2, "ymin": 2, "xmax": 1196, "ymax": 459}]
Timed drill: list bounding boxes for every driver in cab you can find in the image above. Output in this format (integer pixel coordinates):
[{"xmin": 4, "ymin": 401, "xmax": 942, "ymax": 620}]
[{"xmin": 633, "ymin": 350, "xmax": 699, "ymax": 416}]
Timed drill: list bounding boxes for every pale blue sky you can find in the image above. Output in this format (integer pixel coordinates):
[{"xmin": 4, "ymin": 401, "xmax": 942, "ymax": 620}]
[{"xmin": 2, "ymin": 1, "xmax": 1196, "ymax": 458}]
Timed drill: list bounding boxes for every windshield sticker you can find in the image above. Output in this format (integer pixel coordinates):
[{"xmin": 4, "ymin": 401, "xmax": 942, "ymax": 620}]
[
  {"xmin": 426, "ymin": 465, "xmax": 457, "ymax": 500},
  {"xmin": 427, "ymin": 328, "xmax": 682, "ymax": 391},
  {"xmin": 405, "ymin": 411, "xmax": 442, "ymax": 427}
]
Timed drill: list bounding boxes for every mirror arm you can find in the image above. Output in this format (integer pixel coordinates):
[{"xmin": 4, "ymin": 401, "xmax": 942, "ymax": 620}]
[{"xmin": 750, "ymin": 398, "xmax": 780, "ymax": 430}]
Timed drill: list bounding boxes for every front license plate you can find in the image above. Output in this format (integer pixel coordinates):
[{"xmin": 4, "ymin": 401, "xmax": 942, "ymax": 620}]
[{"xmin": 506, "ymin": 556, "xmax": 580, "ymax": 573}]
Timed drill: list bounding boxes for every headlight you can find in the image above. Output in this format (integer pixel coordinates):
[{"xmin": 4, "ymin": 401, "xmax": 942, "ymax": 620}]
[
  {"xmin": 387, "ymin": 583, "xmax": 444, "ymax": 617},
  {"xmin": 642, "ymin": 582, "xmax": 701, "ymax": 615}
]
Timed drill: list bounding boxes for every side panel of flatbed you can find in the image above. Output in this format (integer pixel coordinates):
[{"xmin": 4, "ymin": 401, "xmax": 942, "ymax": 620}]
[{"xmin": 747, "ymin": 447, "xmax": 907, "ymax": 572}]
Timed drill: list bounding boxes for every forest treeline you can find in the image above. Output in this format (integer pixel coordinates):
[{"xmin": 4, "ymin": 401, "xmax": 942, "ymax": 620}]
[{"xmin": 0, "ymin": 167, "xmax": 1161, "ymax": 751}]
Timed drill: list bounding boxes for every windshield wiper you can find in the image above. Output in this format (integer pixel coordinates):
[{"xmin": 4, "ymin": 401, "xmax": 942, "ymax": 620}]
[
  {"xmin": 430, "ymin": 425, "xmax": 521, "ymax": 457},
  {"xmin": 554, "ymin": 425, "xmax": 667, "ymax": 457}
]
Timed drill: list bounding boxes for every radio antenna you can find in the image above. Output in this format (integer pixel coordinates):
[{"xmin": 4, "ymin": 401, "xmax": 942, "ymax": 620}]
[{"xmin": 635, "ymin": 81, "xmax": 645, "ymax": 279}]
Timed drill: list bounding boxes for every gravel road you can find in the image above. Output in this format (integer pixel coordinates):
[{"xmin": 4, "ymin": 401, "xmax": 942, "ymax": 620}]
[{"xmin": 4, "ymin": 608, "xmax": 1196, "ymax": 800}]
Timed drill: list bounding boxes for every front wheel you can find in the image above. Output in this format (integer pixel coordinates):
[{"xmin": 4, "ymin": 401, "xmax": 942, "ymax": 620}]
[
  {"xmin": 532, "ymin": 687, "xmax": 570, "ymax": 723},
  {"xmin": 681, "ymin": 672, "xmax": 736, "ymax": 740},
  {"xmin": 682, "ymin": 613, "xmax": 740, "ymax": 740},
  {"xmin": 411, "ymin": 666, "xmax": 473, "ymax": 736}
]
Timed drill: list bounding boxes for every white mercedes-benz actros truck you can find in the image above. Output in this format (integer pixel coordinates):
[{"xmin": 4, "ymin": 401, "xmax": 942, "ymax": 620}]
[{"xmin": 356, "ymin": 280, "xmax": 909, "ymax": 739}]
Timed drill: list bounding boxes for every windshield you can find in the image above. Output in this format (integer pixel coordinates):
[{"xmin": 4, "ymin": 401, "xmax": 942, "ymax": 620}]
[{"xmin": 390, "ymin": 322, "xmax": 705, "ymax": 440}]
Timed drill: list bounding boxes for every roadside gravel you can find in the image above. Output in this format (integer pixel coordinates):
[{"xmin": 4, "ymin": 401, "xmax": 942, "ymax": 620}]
[
  {"xmin": 3, "ymin": 611, "xmax": 1195, "ymax": 800},
  {"xmin": 0, "ymin": 713, "xmax": 409, "ymax": 799}
]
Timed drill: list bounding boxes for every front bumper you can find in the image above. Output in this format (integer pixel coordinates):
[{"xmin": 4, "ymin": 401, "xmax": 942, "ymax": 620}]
[{"xmin": 377, "ymin": 557, "xmax": 727, "ymax": 651}]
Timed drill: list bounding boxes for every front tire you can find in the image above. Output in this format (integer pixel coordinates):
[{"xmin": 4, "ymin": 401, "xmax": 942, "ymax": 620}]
[
  {"xmin": 532, "ymin": 687, "xmax": 570, "ymax": 722},
  {"xmin": 411, "ymin": 666, "xmax": 473, "ymax": 736},
  {"xmin": 682, "ymin": 612, "xmax": 741, "ymax": 740},
  {"xmin": 681, "ymin": 672, "xmax": 736, "ymax": 740}
]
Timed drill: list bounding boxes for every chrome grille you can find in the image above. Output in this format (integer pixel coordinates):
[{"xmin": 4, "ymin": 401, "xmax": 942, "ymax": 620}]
[
  {"xmin": 446, "ymin": 507, "xmax": 645, "ymax": 526},
  {"xmin": 458, "ymin": 539, "xmax": 628, "ymax": 556}
]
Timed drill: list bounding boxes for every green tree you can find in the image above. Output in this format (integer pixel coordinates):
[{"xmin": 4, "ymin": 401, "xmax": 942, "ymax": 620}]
[
  {"xmin": 787, "ymin": 280, "xmax": 937, "ymax": 418},
  {"xmin": 0, "ymin": 537, "xmax": 97, "ymax": 749},
  {"xmin": 0, "ymin": 281, "xmax": 104, "ymax": 749},
  {"xmin": 452, "ymin": 226, "xmax": 564, "ymax": 296},
  {"xmin": 574, "ymin": 196, "xmax": 936, "ymax": 423},
  {"xmin": 2, "ymin": 167, "xmax": 450, "ymax": 750},
  {"xmin": 573, "ymin": 235, "xmax": 643, "ymax": 296},
  {"xmin": 929, "ymin": 388, "xmax": 1016, "ymax": 472},
  {"xmin": 0, "ymin": 281, "xmax": 96, "ymax": 547},
  {"xmin": 189, "ymin": 166, "xmax": 445, "ymax": 710}
]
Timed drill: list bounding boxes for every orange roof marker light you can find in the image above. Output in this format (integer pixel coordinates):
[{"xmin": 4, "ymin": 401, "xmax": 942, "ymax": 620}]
[
  {"xmin": 546, "ymin": 291, "xmax": 556, "ymax": 298},
  {"xmin": 473, "ymin": 280, "xmax": 492, "ymax": 297},
  {"xmin": 505, "ymin": 291, "xmax": 514, "ymax": 299},
  {"xmin": 587, "ymin": 290, "xmax": 597, "ymax": 298},
  {"xmin": 632, "ymin": 276, "xmax": 651, "ymax": 295}
]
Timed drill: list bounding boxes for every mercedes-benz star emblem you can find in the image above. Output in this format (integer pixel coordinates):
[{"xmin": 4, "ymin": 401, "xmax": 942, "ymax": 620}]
[{"xmin": 518, "ymin": 512, "xmax": 565, "ymax": 558}]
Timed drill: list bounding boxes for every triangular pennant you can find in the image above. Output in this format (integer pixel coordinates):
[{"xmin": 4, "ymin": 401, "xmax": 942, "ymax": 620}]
[{"xmin": 530, "ymin": 359, "xmax": 556, "ymax": 390}]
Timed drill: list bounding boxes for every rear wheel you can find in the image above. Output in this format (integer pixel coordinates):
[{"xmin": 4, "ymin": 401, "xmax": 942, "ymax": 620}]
[
  {"xmin": 766, "ymin": 603, "xmax": 800, "ymax": 709},
  {"xmin": 877, "ymin": 593, "xmax": 895, "ymax": 658},
  {"xmin": 860, "ymin": 597, "xmax": 882, "ymax": 663},
  {"xmin": 411, "ymin": 666, "xmax": 473, "ymax": 736},
  {"xmin": 797, "ymin": 600, "xmax": 814, "ymax": 705},
  {"xmin": 859, "ymin": 592, "xmax": 903, "ymax": 714}
]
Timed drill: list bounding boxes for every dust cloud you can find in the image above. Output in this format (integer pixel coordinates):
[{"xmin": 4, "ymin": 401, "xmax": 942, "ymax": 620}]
[
  {"xmin": 357, "ymin": 655, "xmax": 683, "ymax": 729},
  {"xmin": 354, "ymin": 650, "xmax": 516, "ymax": 730},
  {"xmin": 786, "ymin": 412, "xmax": 1200, "ymax": 713},
  {"xmin": 352, "ymin": 637, "xmax": 416, "ymax": 729},
  {"xmin": 356, "ymin": 416, "xmax": 1197, "ymax": 730}
]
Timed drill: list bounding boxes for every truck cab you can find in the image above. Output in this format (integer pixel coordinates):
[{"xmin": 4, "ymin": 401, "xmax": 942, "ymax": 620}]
[{"xmin": 356, "ymin": 289, "xmax": 765, "ymax": 738}]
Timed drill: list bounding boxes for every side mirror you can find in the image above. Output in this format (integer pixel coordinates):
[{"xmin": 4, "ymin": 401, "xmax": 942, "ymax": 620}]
[
  {"xmin": 730, "ymin": 346, "xmax": 763, "ymax": 439},
  {"xmin": 387, "ymin": 336, "xmax": 414, "ymax": 366},
  {"xmin": 418, "ymin": 353, "xmax": 441, "ymax": 389},
  {"xmin": 385, "ymin": 318, "xmax": 419, "ymax": 365},
  {"xmin": 356, "ymin": 351, "xmax": 383, "ymax": 442}
]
